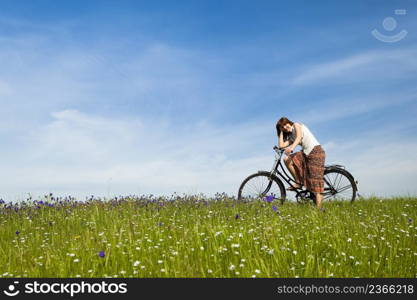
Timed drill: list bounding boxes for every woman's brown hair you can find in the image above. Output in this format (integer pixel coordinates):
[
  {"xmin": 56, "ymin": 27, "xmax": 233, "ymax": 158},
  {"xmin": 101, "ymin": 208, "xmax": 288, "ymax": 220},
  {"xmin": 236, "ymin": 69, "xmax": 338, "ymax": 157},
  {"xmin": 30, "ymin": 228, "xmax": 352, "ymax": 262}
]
[{"xmin": 276, "ymin": 117, "xmax": 294, "ymax": 141}]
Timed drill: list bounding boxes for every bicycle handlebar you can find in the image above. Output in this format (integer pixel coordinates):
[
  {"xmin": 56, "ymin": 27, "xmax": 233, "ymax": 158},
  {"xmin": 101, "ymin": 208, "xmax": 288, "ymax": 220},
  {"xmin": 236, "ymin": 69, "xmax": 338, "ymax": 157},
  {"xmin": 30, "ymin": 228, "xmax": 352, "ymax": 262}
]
[{"xmin": 273, "ymin": 145, "xmax": 293, "ymax": 154}]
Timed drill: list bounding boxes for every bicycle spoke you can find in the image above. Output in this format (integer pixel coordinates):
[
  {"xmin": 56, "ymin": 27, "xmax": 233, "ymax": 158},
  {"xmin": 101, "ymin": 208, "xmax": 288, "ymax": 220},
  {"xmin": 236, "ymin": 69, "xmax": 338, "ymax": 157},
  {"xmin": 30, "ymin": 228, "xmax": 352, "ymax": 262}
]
[
  {"xmin": 336, "ymin": 184, "xmax": 352, "ymax": 194},
  {"xmin": 248, "ymin": 180, "xmax": 263, "ymax": 197},
  {"xmin": 336, "ymin": 173, "xmax": 343, "ymax": 189},
  {"xmin": 239, "ymin": 173, "xmax": 283, "ymax": 202},
  {"xmin": 323, "ymin": 169, "xmax": 355, "ymax": 202}
]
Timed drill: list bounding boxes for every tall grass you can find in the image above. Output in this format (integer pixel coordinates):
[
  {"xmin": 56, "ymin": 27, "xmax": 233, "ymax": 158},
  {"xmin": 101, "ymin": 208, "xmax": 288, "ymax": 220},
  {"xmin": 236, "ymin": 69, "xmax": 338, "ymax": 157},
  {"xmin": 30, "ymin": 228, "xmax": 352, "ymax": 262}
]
[{"xmin": 0, "ymin": 195, "xmax": 416, "ymax": 278}]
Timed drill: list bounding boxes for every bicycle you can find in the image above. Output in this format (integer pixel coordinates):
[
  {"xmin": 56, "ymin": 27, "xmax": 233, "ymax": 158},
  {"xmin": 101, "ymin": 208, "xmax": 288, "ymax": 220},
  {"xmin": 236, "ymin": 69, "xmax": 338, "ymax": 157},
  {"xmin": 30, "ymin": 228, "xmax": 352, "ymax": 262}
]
[{"xmin": 237, "ymin": 146, "xmax": 358, "ymax": 204}]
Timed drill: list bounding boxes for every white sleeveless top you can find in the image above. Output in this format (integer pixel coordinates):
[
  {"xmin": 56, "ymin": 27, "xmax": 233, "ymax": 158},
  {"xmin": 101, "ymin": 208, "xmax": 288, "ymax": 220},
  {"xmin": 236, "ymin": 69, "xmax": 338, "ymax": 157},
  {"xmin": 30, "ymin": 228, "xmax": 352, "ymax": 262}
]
[{"xmin": 288, "ymin": 122, "xmax": 320, "ymax": 155}]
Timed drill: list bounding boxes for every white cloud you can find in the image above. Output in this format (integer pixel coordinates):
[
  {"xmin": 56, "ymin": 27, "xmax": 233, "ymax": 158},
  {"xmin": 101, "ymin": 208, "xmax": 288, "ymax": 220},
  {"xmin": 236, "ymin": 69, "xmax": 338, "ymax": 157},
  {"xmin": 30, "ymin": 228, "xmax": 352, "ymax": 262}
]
[
  {"xmin": 291, "ymin": 48, "xmax": 417, "ymax": 85},
  {"xmin": 291, "ymin": 89, "xmax": 417, "ymax": 126},
  {"xmin": 327, "ymin": 142, "xmax": 417, "ymax": 198},
  {"xmin": 0, "ymin": 109, "xmax": 276, "ymax": 200},
  {"xmin": 1, "ymin": 107, "xmax": 416, "ymax": 202},
  {"xmin": 322, "ymin": 119, "xmax": 417, "ymax": 198}
]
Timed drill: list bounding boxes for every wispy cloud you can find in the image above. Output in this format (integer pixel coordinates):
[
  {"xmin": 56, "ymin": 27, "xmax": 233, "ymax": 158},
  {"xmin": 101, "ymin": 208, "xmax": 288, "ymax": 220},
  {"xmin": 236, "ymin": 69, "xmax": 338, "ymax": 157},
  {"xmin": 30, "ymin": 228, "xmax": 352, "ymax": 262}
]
[
  {"xmin": 2, "ymin": 107, "xmax": 416, "ymax": 201},
  {"xmin": 0, "ymin": 109, "xmax": 275, "ymax": 200},
  {"xmin": 323, "ymin": 128, "xmax": 417, "ymax": 198},
  {"xmin": 291, "ymin": 89, "xmax": 417, "ymax": 125},
  {"xmin": 291, "ymin": 48, "xmax": 417, "ymax": 85}
]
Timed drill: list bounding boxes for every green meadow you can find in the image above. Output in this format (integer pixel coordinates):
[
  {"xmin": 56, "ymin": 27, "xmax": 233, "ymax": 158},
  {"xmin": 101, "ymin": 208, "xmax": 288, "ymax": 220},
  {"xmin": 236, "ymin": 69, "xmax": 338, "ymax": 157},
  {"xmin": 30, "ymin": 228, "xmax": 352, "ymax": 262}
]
[{"xmin": 0, "ymin": 196, "xmax": 416, "ymax": 278}]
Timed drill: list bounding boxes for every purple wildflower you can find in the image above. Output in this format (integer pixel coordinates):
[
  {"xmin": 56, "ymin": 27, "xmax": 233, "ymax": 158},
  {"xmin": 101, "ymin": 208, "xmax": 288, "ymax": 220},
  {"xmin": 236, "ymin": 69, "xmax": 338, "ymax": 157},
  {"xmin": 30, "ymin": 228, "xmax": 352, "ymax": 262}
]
[
  {"xmin": 15, "ymin": 230, "xmax": 20, "ymax": 235},
  {"xmin": 409, "ymin": 218, "xmax": 413, "ymax": 223},
  {"xmin": 98, "ymin": 251, "xmax": 105, "ymax": 258},
  {"xmin": 235, "ymin": 214, "xmax": 240, "ymax": 220},
  {"xmin": 264, "ymin": 195, "xmax": 274, "ymax": 203},
  {"xmin": 272, "ymin": 205, "xmax": 278, "ymax": 212}
]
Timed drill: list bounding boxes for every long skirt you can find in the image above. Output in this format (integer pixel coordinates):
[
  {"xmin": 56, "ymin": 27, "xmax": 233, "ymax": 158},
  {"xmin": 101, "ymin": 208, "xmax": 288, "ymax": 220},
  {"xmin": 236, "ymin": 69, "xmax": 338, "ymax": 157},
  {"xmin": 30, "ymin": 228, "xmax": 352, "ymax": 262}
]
[{"xmin": 289, "ymin": 145, "xmax": 326, "ymax": 193}]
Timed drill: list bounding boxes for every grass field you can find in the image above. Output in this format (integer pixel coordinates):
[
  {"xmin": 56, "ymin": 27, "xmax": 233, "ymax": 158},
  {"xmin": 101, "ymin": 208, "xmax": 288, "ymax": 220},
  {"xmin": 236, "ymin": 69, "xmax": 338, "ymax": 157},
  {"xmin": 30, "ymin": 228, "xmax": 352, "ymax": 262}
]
[{"xmin": 0, "ymin": 195, "xmax": 416, "ymax": 278}]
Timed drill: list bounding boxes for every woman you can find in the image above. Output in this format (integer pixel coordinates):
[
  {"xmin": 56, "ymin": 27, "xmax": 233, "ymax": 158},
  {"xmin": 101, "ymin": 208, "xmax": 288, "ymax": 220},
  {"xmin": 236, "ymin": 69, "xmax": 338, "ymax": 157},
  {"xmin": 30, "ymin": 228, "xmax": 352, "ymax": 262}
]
[{"xmin": 276, "ymin": 117, "xmax": 326, "ymax": 208}]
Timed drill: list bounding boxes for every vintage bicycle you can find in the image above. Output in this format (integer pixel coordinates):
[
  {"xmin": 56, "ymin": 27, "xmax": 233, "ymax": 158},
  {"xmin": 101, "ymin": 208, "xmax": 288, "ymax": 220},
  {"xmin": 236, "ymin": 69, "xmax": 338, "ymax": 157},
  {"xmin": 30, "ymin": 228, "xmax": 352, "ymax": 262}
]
[{"xmin": 237, "ymin": 146, "xmax": 358, "ymax": 204}]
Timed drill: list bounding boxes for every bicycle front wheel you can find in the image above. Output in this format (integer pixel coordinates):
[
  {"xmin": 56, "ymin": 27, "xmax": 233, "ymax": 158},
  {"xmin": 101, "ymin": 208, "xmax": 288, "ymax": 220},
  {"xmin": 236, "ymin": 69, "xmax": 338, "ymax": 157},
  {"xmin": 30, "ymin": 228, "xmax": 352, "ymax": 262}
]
[
  {"xmin": 237, "ymin": 171, "xmax": 286, "ymax": 203},
  {"xmin": 323, "ymin": 167, "xmax": 357, "ymax": 202}
]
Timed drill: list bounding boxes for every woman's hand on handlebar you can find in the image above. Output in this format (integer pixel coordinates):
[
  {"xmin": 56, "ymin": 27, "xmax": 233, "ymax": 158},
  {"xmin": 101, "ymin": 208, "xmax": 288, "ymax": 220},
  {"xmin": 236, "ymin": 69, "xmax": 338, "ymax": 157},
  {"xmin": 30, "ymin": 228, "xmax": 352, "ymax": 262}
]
[
  {"xmin": 274, "ymin": 145, "xmax": 293, "ymax": 155},
  {"xmin": 284, "ymin": 147, "xmax": 293, "ymax": 156}
]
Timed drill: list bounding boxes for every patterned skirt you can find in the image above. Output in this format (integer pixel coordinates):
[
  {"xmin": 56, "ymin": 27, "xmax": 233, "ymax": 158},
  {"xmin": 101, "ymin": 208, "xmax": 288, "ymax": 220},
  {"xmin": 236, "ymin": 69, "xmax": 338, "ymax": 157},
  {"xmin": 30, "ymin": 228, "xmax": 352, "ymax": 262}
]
[{"xmin": 289, "ymin": 145, "xmax": 326, "ymax": 193}]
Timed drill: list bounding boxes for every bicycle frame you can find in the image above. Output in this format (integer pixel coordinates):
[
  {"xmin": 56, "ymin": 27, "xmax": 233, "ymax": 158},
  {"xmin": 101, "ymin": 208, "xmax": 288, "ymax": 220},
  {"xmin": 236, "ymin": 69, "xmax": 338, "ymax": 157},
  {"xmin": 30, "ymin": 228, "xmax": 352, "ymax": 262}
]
[
  {"xmin": 266, "ymin": 147, "xmax": 300, "ymax": 190},
  {"xmin": 267, "ymin": 147, "xmax": 335, "ymax": 194},
  {"xmin": 268, "ymin": 147, "xmax": 356, "ymax": 196}
]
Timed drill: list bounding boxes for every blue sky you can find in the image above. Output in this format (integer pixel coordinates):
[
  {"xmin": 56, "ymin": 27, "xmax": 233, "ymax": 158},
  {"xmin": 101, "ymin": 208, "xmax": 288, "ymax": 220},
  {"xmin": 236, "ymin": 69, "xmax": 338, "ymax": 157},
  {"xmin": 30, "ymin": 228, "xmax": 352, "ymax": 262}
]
[{"xmin": 1, "ymin": 0, "xmax": 417, "ymax": 200}]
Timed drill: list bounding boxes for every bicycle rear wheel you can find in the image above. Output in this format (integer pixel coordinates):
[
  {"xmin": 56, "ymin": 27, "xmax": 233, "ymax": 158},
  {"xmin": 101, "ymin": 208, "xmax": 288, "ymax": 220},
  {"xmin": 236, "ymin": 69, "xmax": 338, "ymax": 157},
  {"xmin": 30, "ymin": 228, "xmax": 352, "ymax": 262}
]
[
  {"xmin": 323, "ymin": 167, "xmax": 357, "ymax": 202},
  {"xmin": 237, "ymin": 171, "xmax": 286, "ymax": 203}
]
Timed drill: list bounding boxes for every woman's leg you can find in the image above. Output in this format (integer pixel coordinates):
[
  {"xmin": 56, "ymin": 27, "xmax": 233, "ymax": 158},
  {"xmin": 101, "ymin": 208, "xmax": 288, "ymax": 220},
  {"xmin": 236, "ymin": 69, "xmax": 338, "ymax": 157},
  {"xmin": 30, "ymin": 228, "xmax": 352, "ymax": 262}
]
[
  {"xmin": 315, "ymin": 193, "xmax": 323, "ymax": 208},
  {"xmin": 284, "ymin": 156, "xmax": 301, "ymax": 187}
]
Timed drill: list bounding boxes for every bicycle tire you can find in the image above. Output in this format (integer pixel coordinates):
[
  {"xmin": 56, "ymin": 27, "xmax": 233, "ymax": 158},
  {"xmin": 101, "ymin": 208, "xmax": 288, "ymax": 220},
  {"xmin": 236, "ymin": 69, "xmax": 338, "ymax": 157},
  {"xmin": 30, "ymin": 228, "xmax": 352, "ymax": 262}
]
[
  {"xmin": 323, "ymin": 167, "xmax": 357, "ymax": 203},
  {"xmin": 237, "ymin": 171, "xmax": 286, "ymax": 203}
]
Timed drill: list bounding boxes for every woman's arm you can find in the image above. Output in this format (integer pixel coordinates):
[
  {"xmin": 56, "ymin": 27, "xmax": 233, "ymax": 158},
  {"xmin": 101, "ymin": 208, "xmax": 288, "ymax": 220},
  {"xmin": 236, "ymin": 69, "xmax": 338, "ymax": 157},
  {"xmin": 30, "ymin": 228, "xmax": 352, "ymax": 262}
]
[
  {"xmin": 278, "ymin": 130, "xmax": 290, "ymax": 148},
  {"xmin": 287, "ymin": 123, "xmax": 302, "ymax": 151}
]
